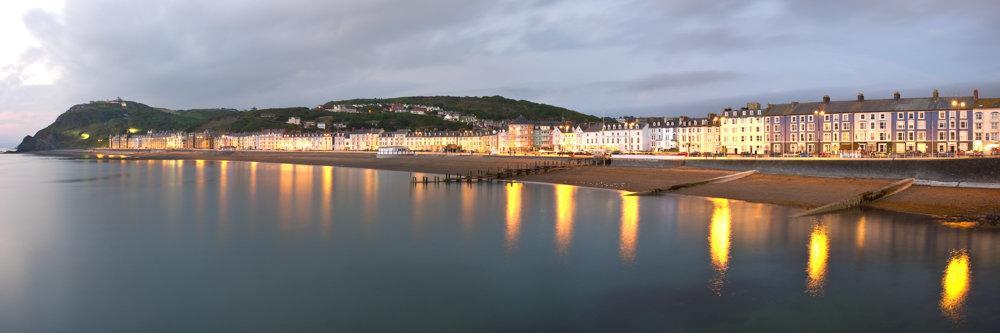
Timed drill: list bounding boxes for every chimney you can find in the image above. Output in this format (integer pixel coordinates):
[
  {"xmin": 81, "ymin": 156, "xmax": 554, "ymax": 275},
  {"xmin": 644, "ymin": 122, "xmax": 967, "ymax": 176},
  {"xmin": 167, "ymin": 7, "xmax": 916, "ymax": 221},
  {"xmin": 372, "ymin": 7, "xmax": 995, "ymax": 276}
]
[
  {"xmin": 822, "ymin": 95, "xmax": 831, "ymax": 103},
  {"xmin": 932, "ymin": 89, "xmax": 940, "ymax": 99},
  {"xmin": 857, "ymin": 92, "xmax": 864, "ymax": 102},
  {"xmin": 974, "ymin": 89, "xmax": 980, "ymax": 101},
  {"xmin": 893, "ymin": 91, "xmax": 901, "ymax": 100}
]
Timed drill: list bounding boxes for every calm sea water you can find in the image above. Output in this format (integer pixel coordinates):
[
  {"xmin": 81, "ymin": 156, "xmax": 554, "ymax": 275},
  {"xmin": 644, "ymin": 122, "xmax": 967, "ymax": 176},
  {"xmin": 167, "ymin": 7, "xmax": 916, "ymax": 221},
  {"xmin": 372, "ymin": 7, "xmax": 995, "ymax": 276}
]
[{"xmin": 0, "ymin": 154, "xmax": 998, "ymax": 332}]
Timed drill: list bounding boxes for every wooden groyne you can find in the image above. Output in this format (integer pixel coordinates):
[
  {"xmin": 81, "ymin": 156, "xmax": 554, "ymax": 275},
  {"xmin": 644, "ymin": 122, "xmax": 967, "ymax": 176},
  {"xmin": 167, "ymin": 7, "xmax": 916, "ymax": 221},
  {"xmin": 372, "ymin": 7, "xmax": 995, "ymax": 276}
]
[
  {"xmin": 411, "ymin": 156, "xmax": 609, "ymax": 184},
  {"xmin": 796, "ymin": 178, "xmax": 915, "ymax": 217},
  {"xmin": 630, "ymin": 170, "xmax": 758, "ymax": 196}
]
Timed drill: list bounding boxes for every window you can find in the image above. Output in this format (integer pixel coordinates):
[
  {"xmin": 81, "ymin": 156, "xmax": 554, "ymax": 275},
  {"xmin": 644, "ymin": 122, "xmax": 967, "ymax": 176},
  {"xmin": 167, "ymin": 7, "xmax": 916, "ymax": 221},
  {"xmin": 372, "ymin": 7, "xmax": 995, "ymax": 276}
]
[
  {"xmin": 824, "ymin": 115, "xmax": 831, "ymax": 121},
  {"xmin": 896, "ymin": 132, "xmax": 905, "ymax": 141},
  {"xmin": 897, "ymin": 112, "xmax": 904, "ymax": 119},
  {"xmin": 976, "ymin": 112, "xmax": 983, "ymax": 120},
  {"xmin": 843, "ymin": 122, "xmax": 850, "ymax": 130},
  {"xmin": 960, "ymin": 121, "xmax": 967, "ymax": 129},
  {"xmin": 880, "ymin": 114, "xmax": 886, "ymax": 120},
  {"xmin": 808, "ymin": 115, "xmax": 814, "ymax": 122},
  {"xmin": 918, "ymin": 112, "xmax": 925, "ymax": 120},
  {"xmin": 939, "ymin": 112, "xmax": 946, "ymax": 120},
  {"xmin": 861, "ymin": 114, "xmax": 866, "ymax": 120}
]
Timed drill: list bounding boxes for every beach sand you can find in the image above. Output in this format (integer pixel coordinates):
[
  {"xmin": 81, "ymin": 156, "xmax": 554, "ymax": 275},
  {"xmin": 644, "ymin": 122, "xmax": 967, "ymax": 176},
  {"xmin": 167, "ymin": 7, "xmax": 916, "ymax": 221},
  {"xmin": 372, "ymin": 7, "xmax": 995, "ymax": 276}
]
[{"xmin": 39, "ymin": 149, "xmax": 1000, "ymax": 221}]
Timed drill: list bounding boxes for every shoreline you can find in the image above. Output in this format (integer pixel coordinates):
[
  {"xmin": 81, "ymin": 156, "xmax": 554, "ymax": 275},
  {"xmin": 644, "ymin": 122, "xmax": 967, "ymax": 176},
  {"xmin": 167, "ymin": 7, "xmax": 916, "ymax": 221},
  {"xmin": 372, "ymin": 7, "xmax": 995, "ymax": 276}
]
[{"xmin": 28, "ymin": 149, "xmax": 1000, "ymax": 224}]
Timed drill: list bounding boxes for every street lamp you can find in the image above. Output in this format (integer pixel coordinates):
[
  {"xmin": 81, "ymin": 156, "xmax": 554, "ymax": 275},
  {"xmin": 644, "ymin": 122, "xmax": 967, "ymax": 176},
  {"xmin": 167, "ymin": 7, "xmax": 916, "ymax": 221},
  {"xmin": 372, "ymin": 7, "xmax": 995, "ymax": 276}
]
[{"xmin": 813, "ymin": 110, "xmax": 825, "ymax": 155}]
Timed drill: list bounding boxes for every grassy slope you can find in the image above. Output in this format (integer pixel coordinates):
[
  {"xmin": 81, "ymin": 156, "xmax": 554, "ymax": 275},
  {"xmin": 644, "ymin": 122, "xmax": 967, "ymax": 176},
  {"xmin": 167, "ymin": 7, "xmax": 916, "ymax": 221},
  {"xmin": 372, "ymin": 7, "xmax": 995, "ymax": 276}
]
[
  {"xmin": 322, "ymin": 95, "xmax": 599, "ymax": 122},
  {"xmin": 17, "ymin": 101, "xmax": 237, "ymax": 151},
  {"xmin": 17, "ymin": 96, "xmax": 595, "ymax": 151}
]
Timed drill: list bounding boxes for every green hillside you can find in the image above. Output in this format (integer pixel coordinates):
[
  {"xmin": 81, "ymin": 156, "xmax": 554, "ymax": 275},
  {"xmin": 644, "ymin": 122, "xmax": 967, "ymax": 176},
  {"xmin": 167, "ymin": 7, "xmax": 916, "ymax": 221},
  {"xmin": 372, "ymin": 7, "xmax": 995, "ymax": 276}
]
[
  {"xmin": 16, "ymin": 101, "xmax": 237, "ymax": 152},
  {"xmin": 323, "ymin": 96, "xmax": 599, "ymax": 122},
  {"xmin": 16, "ymin": 96, "xmax": 594, "ymax": 152}
]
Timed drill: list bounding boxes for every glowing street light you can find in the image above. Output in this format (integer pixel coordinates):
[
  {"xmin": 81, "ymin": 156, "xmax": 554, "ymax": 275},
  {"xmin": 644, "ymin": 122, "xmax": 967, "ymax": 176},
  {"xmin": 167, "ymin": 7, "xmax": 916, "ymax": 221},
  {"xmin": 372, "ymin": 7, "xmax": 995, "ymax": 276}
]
[{"xmin": 80, "ymin": 133, "xmax": 90, "ymax": 140}]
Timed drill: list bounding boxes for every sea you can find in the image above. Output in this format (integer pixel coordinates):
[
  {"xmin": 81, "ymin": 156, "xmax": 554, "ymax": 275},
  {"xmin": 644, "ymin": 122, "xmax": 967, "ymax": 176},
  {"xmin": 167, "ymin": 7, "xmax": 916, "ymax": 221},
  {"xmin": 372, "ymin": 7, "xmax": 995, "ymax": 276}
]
[{"xmin": 0, "ymin": 153, "xmax": 998, "ymax": 332}]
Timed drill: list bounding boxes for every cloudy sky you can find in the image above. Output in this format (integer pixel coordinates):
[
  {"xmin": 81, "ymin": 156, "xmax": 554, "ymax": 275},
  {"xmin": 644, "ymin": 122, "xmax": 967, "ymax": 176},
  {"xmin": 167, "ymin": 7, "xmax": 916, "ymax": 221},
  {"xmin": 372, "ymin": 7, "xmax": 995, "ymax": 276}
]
[{"xmin": 2, "ymin": 0, "xmax": 999, "ymax": 147}]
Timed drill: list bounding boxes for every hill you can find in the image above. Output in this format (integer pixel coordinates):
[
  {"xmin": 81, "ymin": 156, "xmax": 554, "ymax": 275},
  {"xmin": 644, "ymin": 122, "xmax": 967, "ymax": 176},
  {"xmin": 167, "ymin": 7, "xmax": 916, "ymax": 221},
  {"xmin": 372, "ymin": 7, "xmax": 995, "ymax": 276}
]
[
  {"xmin": 16, "ymin": 101, "xmax": 238, "ymax": 152},
  {"xmin": 16, "ymin": 96, "xmax": 597, "ymax": 152},
  {"xmin": 322, "ymin": 96, "xmax": 599, "ymax": 122}
]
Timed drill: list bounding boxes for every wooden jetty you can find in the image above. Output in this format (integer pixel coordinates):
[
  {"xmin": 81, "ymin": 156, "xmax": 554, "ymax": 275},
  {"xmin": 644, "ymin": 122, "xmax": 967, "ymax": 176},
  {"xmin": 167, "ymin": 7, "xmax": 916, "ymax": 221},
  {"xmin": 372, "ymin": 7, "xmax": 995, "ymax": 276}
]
[{"xmin": 411, "ymin": 156, "xmax": 608, "ymax": 184}]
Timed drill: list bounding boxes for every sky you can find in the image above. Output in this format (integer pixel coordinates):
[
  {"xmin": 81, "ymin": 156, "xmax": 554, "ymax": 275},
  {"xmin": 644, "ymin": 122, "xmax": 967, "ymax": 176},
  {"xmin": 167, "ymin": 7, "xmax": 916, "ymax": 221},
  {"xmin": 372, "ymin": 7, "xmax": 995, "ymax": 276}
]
[{"xmin": 2, "ymin": 0, "xmax": 1000, "ymax": 147}]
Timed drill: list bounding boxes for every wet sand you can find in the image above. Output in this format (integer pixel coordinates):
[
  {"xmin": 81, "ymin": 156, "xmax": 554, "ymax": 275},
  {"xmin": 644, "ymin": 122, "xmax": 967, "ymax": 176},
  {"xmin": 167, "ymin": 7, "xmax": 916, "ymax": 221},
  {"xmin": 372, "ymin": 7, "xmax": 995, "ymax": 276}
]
[{"xmin": 38, "ymin": 149, "xmax": 1000, "ymax": 221}]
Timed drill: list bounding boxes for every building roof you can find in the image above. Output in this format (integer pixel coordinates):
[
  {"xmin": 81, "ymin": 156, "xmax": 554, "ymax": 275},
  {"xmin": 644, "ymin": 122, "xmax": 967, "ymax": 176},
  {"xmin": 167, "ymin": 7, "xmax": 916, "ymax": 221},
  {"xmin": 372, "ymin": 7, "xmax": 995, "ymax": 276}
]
[
  {"xmin": 764, "ymin": 95, "xmax": 975, "ymax": 116},
  {"xmin": 975, "ymin": 98, "xmax": 1000, "ymax": 109},
  {"xmin": 509, "ymin": 115, "xmax": 532, "ymax": 125}
]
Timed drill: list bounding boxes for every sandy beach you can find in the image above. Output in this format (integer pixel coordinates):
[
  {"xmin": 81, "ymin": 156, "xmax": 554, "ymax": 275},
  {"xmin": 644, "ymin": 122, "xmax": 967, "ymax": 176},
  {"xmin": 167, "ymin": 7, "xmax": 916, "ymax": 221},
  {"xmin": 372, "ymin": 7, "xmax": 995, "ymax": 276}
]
[{"xmin": 37, "ymin": 149, "xmax": 1000, "ymax": 222}]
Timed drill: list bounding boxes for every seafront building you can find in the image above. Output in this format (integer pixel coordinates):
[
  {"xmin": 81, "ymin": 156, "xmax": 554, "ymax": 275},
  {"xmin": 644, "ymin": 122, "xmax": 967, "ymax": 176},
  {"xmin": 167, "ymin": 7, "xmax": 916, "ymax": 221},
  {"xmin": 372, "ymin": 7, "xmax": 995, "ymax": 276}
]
[
  {"xmin": 676, "ymin": 116, "xmax": 721, "ymax": 154},
  {"xmin": 973, "ymin": 97, "xmax": 1000, "ymax": 152},
  {"xmin": 108, "ymin": 89, "xmax": 999, "ymax": 156}
]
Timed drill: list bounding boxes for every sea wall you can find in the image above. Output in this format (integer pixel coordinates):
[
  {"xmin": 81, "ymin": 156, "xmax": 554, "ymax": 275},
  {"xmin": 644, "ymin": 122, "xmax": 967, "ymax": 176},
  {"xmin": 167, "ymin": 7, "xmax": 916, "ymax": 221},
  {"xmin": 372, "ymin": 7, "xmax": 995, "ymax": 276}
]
[{"xmin": 680, "ymin": 158, "xmax": 1000, "ymax": 183}]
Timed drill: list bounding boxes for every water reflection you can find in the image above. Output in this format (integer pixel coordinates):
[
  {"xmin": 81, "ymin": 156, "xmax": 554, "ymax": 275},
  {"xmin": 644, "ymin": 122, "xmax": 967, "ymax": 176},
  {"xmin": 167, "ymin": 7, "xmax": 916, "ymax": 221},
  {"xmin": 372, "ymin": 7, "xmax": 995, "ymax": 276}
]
[
  {"xmin": 505, "ymin": 183, "xmax": 523, "ymax": 251},
  {"xmin": 295, "ymin": 165, "xmax": 315, "ymax": 226},
  {"xmin": 363, "ymin": 169, "xmax": 378, "ymax": 222},
  {"xmin": 218, "ymin": 161, "xmax": 229, "ymax": 233},
  {"xmin": 619, "ymin": 193, "xmax": 639, "ymax": 263},
  {"xmin": 940, "ymin": 250, "xmax": 971, "ymax": 321},
  {"xmin": 806, "ymin": 222, "xmax": 830, "ymax": 296},
  {"xmin": 321, "ymin": 166, "xmax": 333, "ymax": 237},
  {"xmin": 554, "ymin": 185, "xmax": 576, "ymax": 255},
  {"xmin": 195, "ymin": 160, "xmax": 206, "ymax": 222},
  {"xmin": 709, "ymin": 198, "xmax": 732, "ymax": 295},
  {"xmin": 279, "ymin": 164, "xmax": 294, "ymax": 231},
  {"xmin": 249, "ymin": 162, "xmax": 258, "ymax": 201},
  {"xmin": 461, "ymin": 185, "xmax": 476, "ymax": 236},
  {"xmin": 855, "ymin": 216, "xmax": 866, "ymax": 249}
]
